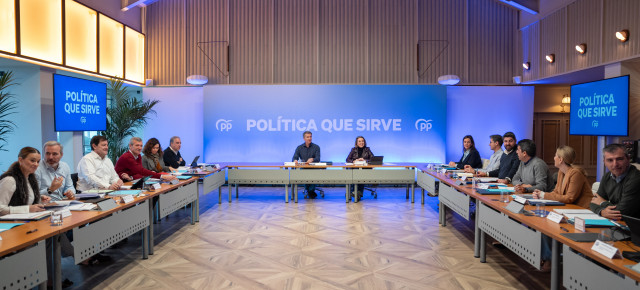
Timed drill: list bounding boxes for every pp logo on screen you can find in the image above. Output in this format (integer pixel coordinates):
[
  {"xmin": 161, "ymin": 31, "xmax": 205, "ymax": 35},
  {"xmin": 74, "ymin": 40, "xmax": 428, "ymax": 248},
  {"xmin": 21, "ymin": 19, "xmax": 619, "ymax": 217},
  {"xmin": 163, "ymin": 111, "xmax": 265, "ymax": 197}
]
[
  {"xmin": 80, "ymin": 116, "xmax": 86, "ymax": 124},
  {"xmin": 216, "ymin": 119, "xmax": 233, "ymax": 132},
  {"xmin": 415, "ymin": 119, "xmax": 433, "ymax": 132},
  {"xmin": 591, "ymin": 120, "xmax": 599, "ymax": 128}
]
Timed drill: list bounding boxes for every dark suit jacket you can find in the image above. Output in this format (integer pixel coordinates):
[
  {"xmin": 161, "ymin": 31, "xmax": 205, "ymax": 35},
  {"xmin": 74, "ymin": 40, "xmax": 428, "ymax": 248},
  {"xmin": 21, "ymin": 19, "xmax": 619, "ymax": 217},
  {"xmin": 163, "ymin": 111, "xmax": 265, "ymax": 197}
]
[
  {"xmin": 456, "ymin": 147, "xmax": 482, "ymax": 169},
  {"xmin": 164, "ymin": 148, "xmax": 186, "ymax": 168},
  {"xmin": 346, "ymin": 147, "xmax": 374, "ymax": 163},
  {"xmin": 488, "ymin": 150, "xmax": 520, "ymax": 180}
]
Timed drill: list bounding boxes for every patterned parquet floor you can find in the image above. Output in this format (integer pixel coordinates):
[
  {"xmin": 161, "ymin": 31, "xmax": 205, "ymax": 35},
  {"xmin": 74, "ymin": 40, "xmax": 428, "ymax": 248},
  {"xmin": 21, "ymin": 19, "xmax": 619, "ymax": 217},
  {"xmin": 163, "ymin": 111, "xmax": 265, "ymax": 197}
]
[{"xmin": 64, "ymin": 185, "xmax": 550, "ymax": 289}]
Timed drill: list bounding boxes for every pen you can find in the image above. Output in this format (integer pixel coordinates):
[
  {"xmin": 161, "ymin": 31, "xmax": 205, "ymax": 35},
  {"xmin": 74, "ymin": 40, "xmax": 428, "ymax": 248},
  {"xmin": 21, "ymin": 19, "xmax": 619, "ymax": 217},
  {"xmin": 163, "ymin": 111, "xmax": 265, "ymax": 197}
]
[
  {"xmin": 26, "ymin": 229, "xmax": 38, "ymax": 234},
  {"xmin": 560, "ymin": 227, "xmax": 569, "ymax": 232}
]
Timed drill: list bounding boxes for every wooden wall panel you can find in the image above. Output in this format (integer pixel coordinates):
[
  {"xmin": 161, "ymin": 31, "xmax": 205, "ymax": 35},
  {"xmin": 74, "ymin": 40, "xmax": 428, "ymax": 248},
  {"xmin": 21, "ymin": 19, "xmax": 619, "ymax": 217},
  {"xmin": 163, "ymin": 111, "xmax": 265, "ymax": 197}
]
[
  {"xmin": 229, "ymin": 0, "xmax": 274, "ymax": 84},
  {"xmin": 146, "ymin": 0, "xmax": 185, "ymax": 85},
  {"xmin": 603, "ymin": 0, "xmax": 640, "ymax": 63},
  {"xmin": 417, "ymin": 0, "xmax": 466, "ymax": 84},
  {"xmin": 467, "ymin": 0, "xmax": 517, "ymax": 84},
  {"xmin": 274, "ymin": 0, "xmax": 318, "ymax": 83},
  {"xmin": 318, "ymin": 0, "xmax": 369, "ymax": 83},
  {"xmin": 539, "ymin": 8, "xmax": 566, "ymax": 79},
  {"xmin": 186, "ymin": 0, "xmax": 229, "ymax": 85},
  {"xmin": 566, "ymin": 0, "xmax": 601, "ymax": 72},
  {"xmin": 368, "ymin": 0, "xmax": 416, "ymax": 83}
]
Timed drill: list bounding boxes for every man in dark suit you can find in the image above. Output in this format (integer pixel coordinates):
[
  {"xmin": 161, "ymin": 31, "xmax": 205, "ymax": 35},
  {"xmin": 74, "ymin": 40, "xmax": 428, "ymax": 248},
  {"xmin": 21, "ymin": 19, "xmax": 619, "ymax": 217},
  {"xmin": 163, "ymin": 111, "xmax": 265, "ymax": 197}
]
[
  {"xmin": 591, "ymin": 143, "xmax": 640, "ymax": 219},
  {"xmin": 164, "ymin": 136, "xmax": 186, "ymax": 168}
]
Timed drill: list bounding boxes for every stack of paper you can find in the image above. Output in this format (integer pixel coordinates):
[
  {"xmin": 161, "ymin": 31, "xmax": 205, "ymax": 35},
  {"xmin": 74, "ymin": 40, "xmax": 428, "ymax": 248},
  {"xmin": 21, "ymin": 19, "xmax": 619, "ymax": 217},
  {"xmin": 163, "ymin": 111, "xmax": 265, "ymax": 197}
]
[
  {"xmin": 69, "ymin": 203, "xmax": 98, "ymax": 211},
  {"xmin": 0, "ymin": 211, "xmax": 52, "ymax": 221}
]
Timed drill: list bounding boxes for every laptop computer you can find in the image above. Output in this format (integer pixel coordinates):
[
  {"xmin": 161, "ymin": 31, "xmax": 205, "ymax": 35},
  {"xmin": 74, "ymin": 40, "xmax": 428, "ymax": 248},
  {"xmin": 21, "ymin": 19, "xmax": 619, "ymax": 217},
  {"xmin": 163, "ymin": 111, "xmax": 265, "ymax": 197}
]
[
  {"xmin": 622, "ymin": 215, "xmax": 640, "ymax": 246},
  {"xmin": 369, "ymin": 156, "xmax": 383, "ymax": 165},
  {"xmin": 190, "ymin": 156, "xmax": 200, "ymax": 167}
]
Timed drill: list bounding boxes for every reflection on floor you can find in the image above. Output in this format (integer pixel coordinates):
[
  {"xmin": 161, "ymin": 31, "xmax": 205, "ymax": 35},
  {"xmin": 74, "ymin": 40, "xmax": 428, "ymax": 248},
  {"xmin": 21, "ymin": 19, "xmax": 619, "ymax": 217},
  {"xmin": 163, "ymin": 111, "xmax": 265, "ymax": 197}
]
[{"xmin": 65, "ymin": 185, "xmax": 550, "ymax": 289}]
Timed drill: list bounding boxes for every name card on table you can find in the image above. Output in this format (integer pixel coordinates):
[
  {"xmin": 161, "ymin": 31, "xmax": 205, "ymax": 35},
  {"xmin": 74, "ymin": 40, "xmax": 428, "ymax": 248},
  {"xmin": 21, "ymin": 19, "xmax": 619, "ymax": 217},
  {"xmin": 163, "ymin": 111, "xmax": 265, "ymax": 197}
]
[
  {"xmin": 513, "ymin": 195, "xmax": 527, "ymax": 204},
  {"xmin": 547, "ymin": 212, "xmax": 565, "ymax": 223},
  {"xmin": 505, "ymin": 201, "xmax": 524, "ymax": 214},
  {"xmin": 574, "ymin": 217, "xmax": 586, "ymax": 232},
  {"xmin": 592, "ymin": 240, "xmax": 620, "ymax": 259},
  {"xmin": 59, "ymin": 209, "xmax": 72, "ymax": 218},
  {"xmin": 97, "ymin": 198, "xmax": 118, "ymax": 211},
  {"xmin": 152, "ymin": 183, "xmax": 162, "ymax": 190},
  {"xmin": 170, "ymin": 179, "xmax": 179, "ymax": 185},
  {"xmin": 122, "ymin": 195, "xmax": 135, "ymax": 204}
]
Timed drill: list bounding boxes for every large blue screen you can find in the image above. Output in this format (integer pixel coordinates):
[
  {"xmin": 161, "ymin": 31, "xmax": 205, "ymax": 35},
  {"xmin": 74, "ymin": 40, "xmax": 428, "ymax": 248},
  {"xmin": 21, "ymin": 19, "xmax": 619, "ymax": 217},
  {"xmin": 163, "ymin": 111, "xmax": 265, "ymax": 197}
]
[
  {"xmin": 53, "ymin": 74, "xmax": 107, "ymax": 131},
  {"xmin": 203, "ymin": 85, "xmax": 447, "ymax": 162},
  {"xmin": 570, "ymin": 75, "xmax": 629, "ymax": 136}
]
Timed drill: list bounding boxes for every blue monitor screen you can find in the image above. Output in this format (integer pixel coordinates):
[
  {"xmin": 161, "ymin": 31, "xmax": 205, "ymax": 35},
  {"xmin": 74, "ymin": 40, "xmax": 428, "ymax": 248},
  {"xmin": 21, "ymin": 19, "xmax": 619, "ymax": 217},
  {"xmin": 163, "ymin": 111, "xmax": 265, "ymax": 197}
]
[
  {"xmin": 53, "ymin": 74, "xmax": 107, "ymax": 131},
  {"xmin": 569, "ymin": 75, "xmax": 629, "ymax": 136}
]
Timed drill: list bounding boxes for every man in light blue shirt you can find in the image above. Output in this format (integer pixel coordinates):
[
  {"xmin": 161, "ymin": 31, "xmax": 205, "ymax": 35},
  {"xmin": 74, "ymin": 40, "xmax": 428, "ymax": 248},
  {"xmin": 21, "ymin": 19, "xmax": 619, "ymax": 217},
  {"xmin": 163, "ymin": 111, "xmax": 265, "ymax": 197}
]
[{"xmin": 35, "ymin": 141, "xmax": 75, "ymax": 201}]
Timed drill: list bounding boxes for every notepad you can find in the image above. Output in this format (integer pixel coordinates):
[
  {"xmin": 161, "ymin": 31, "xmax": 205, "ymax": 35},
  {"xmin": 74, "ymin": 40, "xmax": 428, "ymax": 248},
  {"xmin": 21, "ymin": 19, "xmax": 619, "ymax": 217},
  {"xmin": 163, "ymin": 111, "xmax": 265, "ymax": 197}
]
[
  {"xmin": 0, "ymin": 211, "xmax": 52, "ymax": 221},
  {"xmin": 0, "ymin": 222, "xmax": 24, "ymax": 232},
  {"xmin": 43, "ymin": 200, "xmax": 84, "ymax": 209},
  {"xmin": 109, "ymin": 190, "xmax": 143, "ymax": 196},
  {"xmin": 177, "ymin": 175, "xmax": 191, "ymax": 180}
]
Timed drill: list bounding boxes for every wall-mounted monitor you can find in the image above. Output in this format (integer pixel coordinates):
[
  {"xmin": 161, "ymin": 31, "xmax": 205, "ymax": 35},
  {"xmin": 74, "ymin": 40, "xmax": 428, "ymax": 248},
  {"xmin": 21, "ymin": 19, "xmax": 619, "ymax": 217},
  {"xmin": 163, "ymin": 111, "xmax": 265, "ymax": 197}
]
[
  {"xmin": 569, "ymin": 75, "xmax": 629, "ymax": 136},
  {"xmin": 53, "ymin": 74, "xmax": 107, "ymax": 131}
]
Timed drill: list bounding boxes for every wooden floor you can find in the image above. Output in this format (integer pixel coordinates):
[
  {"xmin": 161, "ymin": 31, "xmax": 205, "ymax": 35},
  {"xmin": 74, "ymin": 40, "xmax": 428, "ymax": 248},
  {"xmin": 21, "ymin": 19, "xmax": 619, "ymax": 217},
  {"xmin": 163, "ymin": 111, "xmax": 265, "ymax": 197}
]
[{"xmin": 64, "ymin": 185, "xmax": 550, "ymax": 289}]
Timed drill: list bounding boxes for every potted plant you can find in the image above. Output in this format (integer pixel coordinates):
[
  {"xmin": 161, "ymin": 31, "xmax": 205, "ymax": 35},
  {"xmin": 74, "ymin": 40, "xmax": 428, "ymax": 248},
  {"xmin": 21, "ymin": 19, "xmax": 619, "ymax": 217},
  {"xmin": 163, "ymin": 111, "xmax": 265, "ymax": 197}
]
[
  {"xmin": 0, "ymin": 71, "xmax": 18, "ymax": 152},
  {"xmin": 102, "ymin": 78, "xmax": 159, "ymax": 163}
]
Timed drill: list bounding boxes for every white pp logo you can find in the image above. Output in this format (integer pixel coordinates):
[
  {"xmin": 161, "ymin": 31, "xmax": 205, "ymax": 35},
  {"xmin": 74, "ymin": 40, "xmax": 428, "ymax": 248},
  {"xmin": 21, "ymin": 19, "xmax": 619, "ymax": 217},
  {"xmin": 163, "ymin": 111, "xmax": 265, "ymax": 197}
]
[
  {"xmin": 216, "ymin": 119, "xmax": 233, "ymax": 131},
  {"xmin": 415, "ymin": 119, "xmax": 433, "ymax": 131}
]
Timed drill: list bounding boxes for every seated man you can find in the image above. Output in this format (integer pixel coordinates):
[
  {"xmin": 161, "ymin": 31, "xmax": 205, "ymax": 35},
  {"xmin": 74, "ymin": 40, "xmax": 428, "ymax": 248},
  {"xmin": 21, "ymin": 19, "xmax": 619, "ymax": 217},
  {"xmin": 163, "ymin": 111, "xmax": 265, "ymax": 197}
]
[
  {"xmin": 591, "ymin": 143, "xmax": 640, "ymax": 219},
  {"xmin": 35, "ymin": 141, "xmax": 75, "ymax": 201},
  {"xmin": 164, "ymin": 136, "xmax": 186, "ymax": 168},
  {"xmin": 292, "ymin": 131, "xmax": 321, "ymax": 198},
  {"xmin": 77, "ymin": 135, "xmax": 123, "ymax": 191},
  {"xmin": 115, "ymin": 137, "xmax": 176, "ymax": 181},
  {"xmin": 511, "ymin": 139, "xmax": 550, "ymax": 193},
  {"xmin": 465, "ymin": 134, "xmax": 503, "ymax": 174},
  {"xmin": 465, "ymin": 132, "xmax": 519, "ymax": 184}
]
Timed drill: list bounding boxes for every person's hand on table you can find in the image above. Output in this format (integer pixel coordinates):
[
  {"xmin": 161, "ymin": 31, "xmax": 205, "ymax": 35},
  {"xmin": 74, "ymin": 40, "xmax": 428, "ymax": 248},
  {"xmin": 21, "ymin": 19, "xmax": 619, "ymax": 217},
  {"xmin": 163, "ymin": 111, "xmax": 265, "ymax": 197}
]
[
  {"xmin": 29, "ymin": 204, "xmax": 45, "ymax": 212},
  {"xmin": 161, "ymin": 174, "xmax": 177, "ymax": 181},
  {"xmin": 532, "ymin": 189, "xmax": 544, "ymax": 199},
  {"xmin": 497, "ymin": 179, "xmax": 508, "ymax": 184},
  {"xmin": 306, "ymin": 158, "xmax": 314, "ymax": 163},
  {"xmin": 601, "ymin": 206, "xmax": 622, "ymax": 220},
  {"xmin": 49, "ymin": 176, "xmax": 64, "ymax": 192},
  {"xmin": 63, "ymin": 190, "xmax": 75, "ymax": 199},
  {"xmin": 448, "ymin": 161, "xmax": 456, "ymax": 167},
  {"xmin": 169, "ymin": 167, "xmax": 177, "ymax": 173},
  {"xmin": 514, "ymin": 184, "xmax": 531, "ymax": 193},
  {"xmin": 120, "ymin": 173, "xmax": 133, "ymax": 181},
  {"xmin": 463, "ymin": 165, "xmax": 474, "ymax": 173},
  {"xmin": 109, "ymin": 180, "xmax": 122, "ymax": 190},
  {"xmin": 40, "ymin": 195, "xmax": 51, "ymax": 204}
]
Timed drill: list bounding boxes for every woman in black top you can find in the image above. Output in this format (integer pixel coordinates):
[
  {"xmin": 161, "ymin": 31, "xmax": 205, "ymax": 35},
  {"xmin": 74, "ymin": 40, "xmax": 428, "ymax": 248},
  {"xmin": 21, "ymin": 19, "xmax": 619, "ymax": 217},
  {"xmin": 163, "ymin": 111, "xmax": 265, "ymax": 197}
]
[
  {"xmin": 449, "ymin": 135, "xmax": 482, "ymax": 169},
  {"xmin": 346, "ymin": 136, "xmax": 375, "ymax": 200},
  {"xmin": 346, "ymin": 136, "xmax": 374, "ymax": 163}
]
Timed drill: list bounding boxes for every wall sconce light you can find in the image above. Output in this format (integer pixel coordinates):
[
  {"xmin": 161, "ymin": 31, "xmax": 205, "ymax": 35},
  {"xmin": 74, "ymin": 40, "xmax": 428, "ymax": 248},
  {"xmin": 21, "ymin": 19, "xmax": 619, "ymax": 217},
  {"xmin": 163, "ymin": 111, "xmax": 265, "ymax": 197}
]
[
  {"xmin": 575, "ymin": 43, "xmax": 587, "ymax": 54},
  {"xmin": 187, "ymin": 75, "xmax": 208, "ymax": 85},
  {"xmin": 616, "ymin": 29, "xmax": 629, "ymax": 42},
  {"xmin": 523, "ymin": 62, "xmax": 530, "ymax": 70},
  {"xmin": 546, "ymin": 54, "xmax": 555, "ymax": 63},
  {"xmin": 561, "ymin": 94, "xmax": 571, "ymax": 112}
]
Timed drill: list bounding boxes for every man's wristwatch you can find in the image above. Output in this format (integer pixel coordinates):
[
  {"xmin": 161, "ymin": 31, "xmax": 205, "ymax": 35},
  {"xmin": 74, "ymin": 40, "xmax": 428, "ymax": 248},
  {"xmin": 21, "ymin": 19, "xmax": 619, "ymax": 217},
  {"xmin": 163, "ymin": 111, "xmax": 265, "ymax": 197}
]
[{"xmin": 47, "ymin": 188, "xmax": 53, "ymax": 194}]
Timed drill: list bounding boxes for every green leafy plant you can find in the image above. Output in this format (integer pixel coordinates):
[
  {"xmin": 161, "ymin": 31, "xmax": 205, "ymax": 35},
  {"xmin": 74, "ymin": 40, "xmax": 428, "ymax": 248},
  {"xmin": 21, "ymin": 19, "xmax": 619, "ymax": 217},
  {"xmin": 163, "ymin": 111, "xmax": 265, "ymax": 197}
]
[
  {"xmin": 102, "ymin": 78, "xmax": 159, "ymax": 163},
  {"xmin": 0, "ymin": 72, "xmax": 18, "ymax": 152}
]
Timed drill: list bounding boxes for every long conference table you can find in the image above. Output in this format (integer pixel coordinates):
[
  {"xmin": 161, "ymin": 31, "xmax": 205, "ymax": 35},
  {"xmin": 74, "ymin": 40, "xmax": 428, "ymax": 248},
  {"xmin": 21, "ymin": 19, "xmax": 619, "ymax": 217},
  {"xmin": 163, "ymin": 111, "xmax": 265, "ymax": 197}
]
[
  {"xmin": 225, "ymin": 162, "xmax": 419, "ymax": 203},
  {"xmin": 416, "ymin": 166, "xmax": 640, "ymax": 290},
  {"xmin": 0, "ymin": 168, "xmax": 226, "ymax": 290}
]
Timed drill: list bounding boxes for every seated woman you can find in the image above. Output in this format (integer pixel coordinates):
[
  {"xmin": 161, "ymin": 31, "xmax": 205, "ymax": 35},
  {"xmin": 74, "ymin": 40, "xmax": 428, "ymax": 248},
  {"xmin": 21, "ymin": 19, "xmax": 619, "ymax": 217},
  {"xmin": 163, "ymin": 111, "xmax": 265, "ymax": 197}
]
[
  {"xmin": 449, "ymin": 135, "xmax": 482, "ymax": 169},
  {"xmin": 142, "ymin": 138, "xmax": 176, "ymax": 173},
  {"xmin": 0, "ymin": 147, "xmax": 50, "ymax": 215},
  {"xmin": 346, "ymin": 136, "xmax": 374, "ymax": 200},
  {"xmin": 532, "ymin": 145, "xmax": 592, "ymax": 272}
]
